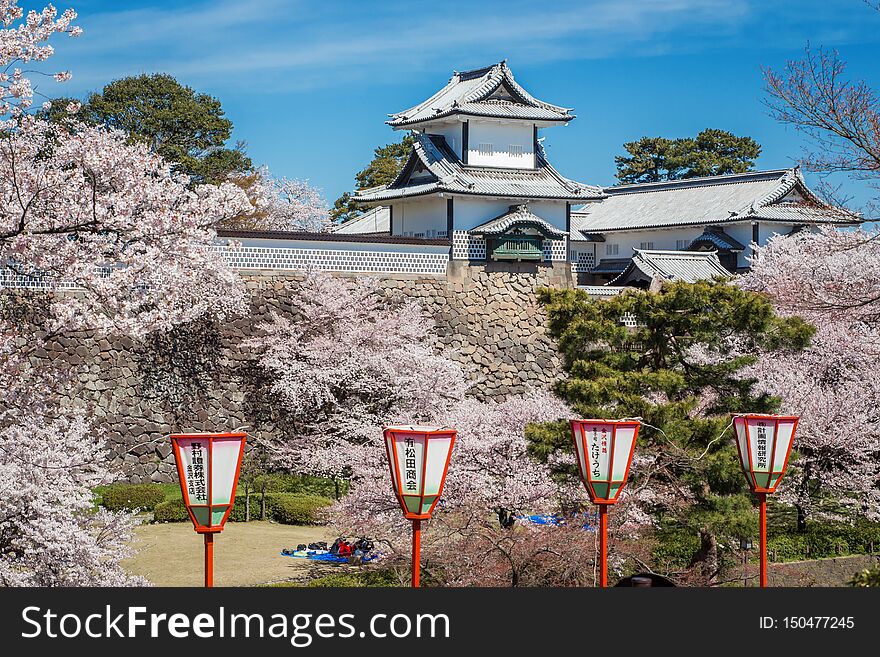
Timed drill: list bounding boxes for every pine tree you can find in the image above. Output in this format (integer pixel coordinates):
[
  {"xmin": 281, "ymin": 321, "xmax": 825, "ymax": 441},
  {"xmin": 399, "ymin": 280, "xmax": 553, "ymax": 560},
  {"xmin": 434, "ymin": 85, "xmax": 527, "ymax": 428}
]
[
  {"xmin": 526, "ymin": 281, "xmax": 813, "ymax": 584},
  {"xmin": 615, "ymin": 129, "xmax": 761, "ymax": 184}
]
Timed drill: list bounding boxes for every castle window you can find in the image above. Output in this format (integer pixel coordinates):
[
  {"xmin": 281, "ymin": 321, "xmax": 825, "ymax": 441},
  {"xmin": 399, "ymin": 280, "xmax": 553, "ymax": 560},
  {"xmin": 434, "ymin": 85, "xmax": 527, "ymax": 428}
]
[
  {"xmin": 676, "ymin": 239, "xmax": 689, "ymax": 250},
  {"xmin": 478, "ymin": 142, "xmax": 494, "ymax": 156},
  {"xmin": 509, "ymin": 144, "xmax": 524, "ymax": 157},
  {"xmin": 639, "ymin": 241, "xmax": 654, "ymax": 250},
  {"xmin": 606, "ymin": 244, "xmax": 619, "ymax": 255}
]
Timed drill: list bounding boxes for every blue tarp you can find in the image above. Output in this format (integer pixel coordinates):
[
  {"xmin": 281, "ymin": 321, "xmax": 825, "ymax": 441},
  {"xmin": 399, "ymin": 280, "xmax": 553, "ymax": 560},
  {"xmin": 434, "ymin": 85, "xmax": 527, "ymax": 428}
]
[
  {"xmin": 516, "ymin": 512, "xmax": 599, "ymax": 531},
  {"xmin": 281, "ymin": 551, "xmax": 379, "ymax": 563}
]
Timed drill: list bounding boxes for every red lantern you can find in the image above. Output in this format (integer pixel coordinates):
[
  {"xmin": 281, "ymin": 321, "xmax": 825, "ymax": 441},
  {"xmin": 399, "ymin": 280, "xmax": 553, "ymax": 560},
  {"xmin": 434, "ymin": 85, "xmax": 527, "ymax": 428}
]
[
  {"xmin": 383, "ymin": 425, "xmax": 456, "ymax": 587},
  {"xmin": 731, "ymin": 414, "xmax": 799, "ymax": 588},
  {"xmin": 732, "ymin": 414, "xmax": 799, "ymax": 493},
  {"xmin": 570, "ymin": 420, "xmax": 641, "ymax": 505},
  {"xmin": 384, "ymin": 425, "xmax": 456, "ymax": 521},
  {"xmin": 570, "ymin": 419, "xmax": 641, "ymax": 587},
  {"xmin": 170, "ymin": 432, "xmax": 247, "ymax": 587}
]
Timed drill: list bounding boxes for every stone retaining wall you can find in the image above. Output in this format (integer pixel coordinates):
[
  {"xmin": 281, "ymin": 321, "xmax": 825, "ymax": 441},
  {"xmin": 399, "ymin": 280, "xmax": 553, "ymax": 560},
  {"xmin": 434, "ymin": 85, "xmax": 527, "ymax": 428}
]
[{"xmin": 40, "ymin": 261, "xmax": 573, "ymax": 482}]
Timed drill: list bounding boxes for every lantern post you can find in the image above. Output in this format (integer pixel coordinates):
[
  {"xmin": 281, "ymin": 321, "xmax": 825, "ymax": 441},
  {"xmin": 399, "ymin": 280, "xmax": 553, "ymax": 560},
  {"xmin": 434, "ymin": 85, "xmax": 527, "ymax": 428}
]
[
  {"xmin": 731, "ymin": 414, "xmax": 799, "ymax": 588},
  {"xmin": 383, "ymin": 425, "xmax": 456, "ymax": 588},
  {"xmin": 170, "ymin": 432, "xmax": 247, "ymax": 588},
  {"xmin": 569, "ymin": 419, "xmax": 641, "ymax": 588}
]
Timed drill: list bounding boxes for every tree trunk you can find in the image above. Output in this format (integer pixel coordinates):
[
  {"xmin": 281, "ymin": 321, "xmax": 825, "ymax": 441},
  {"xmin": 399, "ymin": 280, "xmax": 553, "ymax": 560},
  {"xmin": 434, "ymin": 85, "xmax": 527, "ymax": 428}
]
[
  {"xmin": 334, "ymin": 478, "xmax": 340, "ymax": 501},
  {"xmin": 690, "ymin": 529, "xmax": 720, "ymax": 586},
  {"xmin": 244, "ymin": 483, "xmax": 250, "ymax": 523},
  {"xmin": 795, "ymin": 503, "xmax": 807, "ymax": 533},
  {"xmin": 260, "ymin": 481, "xmax": 268, "ymax": 521},
  {"xmin": 496, "ymin": 509, "xmax": 517, "ymax": 529}
]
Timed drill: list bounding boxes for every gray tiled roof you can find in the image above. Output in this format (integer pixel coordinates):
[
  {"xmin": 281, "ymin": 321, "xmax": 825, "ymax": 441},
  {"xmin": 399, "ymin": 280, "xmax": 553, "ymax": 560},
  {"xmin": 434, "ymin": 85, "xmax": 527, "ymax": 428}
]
[
  {"xmin": 591, "ymin": 258, "xmax": 631, "ymax": 274},
  {"xmin": 571, "ymin": 168, "xmax": 860, "ymax": 236},
  {"xmin": 470, "ymin": 204, "xmax": 567, "ymax": 239},
  {"xmin": 609, "ymin": 249, "xmax": 731, "ymax": 285},
  {"xmin": 687, "ymin": 226, "xmax": 746, "ymax": 252},
  {"xmin": 355, "ymin": 133, "xmax": 603, "ymax": 203},
  {"xmin": 387, "ymin": 61, "xmax": 573, "ymax": 127},
  {"xmin": 331, "ymin": 206, "xmax": 390, "ymax": 234}
]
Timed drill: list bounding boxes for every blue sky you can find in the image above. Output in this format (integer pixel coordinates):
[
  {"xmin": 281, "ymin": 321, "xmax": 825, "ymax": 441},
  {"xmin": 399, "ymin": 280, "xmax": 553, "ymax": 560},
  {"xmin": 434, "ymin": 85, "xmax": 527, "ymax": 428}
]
[{"xmin": 33, "ymin": 0, "xmax": 880, "ymax": 211}]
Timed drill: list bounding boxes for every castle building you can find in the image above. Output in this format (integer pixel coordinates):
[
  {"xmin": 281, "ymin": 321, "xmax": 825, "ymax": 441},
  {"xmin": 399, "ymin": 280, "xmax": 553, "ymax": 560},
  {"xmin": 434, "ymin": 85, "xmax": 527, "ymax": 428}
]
[
  {"xmin": 353, "ymin": 61, "xmax": 603, "ymax": 265},
  {"xmin": 570, "ymin": 168, "xmax": 859, "ymax": 285},
  {"xmin": 344, "ymin": 61, "xmax": 859, "ymax": 288}
]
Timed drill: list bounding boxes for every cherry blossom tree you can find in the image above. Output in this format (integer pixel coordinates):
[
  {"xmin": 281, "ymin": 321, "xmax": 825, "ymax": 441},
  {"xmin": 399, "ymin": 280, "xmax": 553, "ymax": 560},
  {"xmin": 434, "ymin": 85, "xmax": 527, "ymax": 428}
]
[
  {"xmin": 246, "ymin": 272, "xmax": 468, "ymax": 482},
  {"xmin": 245, "ymin": 273, "xmax": 649, "ymax": 585},
  {"xmin": 746, "ymin": 320, "xmax": 880, "ymax": 527},
  {"xmin": 750, "ymin": 2, "xmax": 880, "ymax": 525},
  {"xmin": 0, "ymin": 1, "xmax": 81, "ymax": 120},
  {"xmin": 224, "ymin": 169, "xmax": 331, "ymax": 233},
  {"xmin": 743, "ymin": 229, "xmax": 880, "ymax": 330},
  {"xmin": 0, "ymin": 2, "xmax": 253, "ymax": 586},
  {"xmin": 742, "ymin": 240, "xmax": 880, "ymax": 525},
  {"xmin": 1, "ymin": 117, "xmax": 252, "ymax": 337}
]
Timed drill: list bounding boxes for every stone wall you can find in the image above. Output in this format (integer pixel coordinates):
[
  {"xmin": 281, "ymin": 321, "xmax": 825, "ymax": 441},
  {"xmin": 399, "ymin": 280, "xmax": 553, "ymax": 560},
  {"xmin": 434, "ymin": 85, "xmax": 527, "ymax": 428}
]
[{"xmin": 40, "ymin": 260, "xmax": 573, "ymax": 482}]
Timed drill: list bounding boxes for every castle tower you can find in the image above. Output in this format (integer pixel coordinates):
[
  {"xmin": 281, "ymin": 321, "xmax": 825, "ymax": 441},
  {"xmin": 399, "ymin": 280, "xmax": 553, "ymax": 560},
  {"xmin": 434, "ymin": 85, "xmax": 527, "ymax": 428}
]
[{"xmin": 354, "ymin": 61, "xmax": 604, "ymax": 263}]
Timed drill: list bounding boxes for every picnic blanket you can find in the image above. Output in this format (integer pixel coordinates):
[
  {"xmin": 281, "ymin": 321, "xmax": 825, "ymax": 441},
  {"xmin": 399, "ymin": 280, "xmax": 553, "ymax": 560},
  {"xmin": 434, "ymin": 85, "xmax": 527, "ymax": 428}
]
[{"xmin": 281, "ymin": 551, "xmax": 379, "ymax": 563}]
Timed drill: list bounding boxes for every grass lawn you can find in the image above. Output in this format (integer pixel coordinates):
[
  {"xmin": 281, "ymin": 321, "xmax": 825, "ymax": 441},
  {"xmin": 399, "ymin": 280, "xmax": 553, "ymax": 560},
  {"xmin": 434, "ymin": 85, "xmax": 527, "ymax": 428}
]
[{"xmin": 123, "ymin": 521, "xmax": 337, "ymax": 587}]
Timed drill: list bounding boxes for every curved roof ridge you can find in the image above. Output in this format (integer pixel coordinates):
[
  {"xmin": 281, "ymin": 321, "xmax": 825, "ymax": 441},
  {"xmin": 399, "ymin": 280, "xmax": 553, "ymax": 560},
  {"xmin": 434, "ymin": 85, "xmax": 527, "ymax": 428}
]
[
  {"xmin": 387, "ymin": 61, "xmax": 573, "ymax": 127},
  {"xmin": 605, "ymin": 169, "xmax": 793, "ymax": 196}
]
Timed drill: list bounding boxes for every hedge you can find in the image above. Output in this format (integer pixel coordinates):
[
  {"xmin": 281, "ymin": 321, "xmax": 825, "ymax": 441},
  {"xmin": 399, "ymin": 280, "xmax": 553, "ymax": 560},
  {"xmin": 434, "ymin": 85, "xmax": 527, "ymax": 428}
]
[
  {"xmin": 153, "ymin": 493, "xmax": 332, "ymax": 525},
  {"xmin": 650, "ymin": 520, "xmax": 880, "ymax": 568},
  {"xmin": 306, "ymin": 569, "xmax": 399, "ymax": 588},
  {"xmin": 766, "ymin": 520, "xmax": 880, "ymax": 562},
  {"xmin": 268, "ymin": 494, "xmax": 331, "ymax": 525},
  {"xmin": 100, "ymin": 483, "xmax": 167, "ymax": 512}
]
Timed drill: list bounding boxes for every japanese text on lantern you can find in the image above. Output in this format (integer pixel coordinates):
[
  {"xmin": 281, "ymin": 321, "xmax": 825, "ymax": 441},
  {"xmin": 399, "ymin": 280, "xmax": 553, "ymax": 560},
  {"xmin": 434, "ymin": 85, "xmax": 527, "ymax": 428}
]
[
  {"xmin": 756, "ymin": 422, "xmax": 768, "ymax": 470},
  {"xmin": 590, "ymin": 427, "xmax": 602, "ymax": 479},
  {"xmin": 404, "ymin": 437, "xmax": 418, "ymax": 492},
  {"xmin": 186, "ymin": 442, "xmax": 207, "ymax": 502}
]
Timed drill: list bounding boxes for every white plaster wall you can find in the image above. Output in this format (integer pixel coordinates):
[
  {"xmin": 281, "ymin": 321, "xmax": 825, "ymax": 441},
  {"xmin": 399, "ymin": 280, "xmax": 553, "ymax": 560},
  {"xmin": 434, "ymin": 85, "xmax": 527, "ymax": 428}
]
[
  {"xmin": 427, "ymin": 121, "xmax": 463, "ymax": 159},
  {"xmin": 594, "ymin": 221, "xmax": 815, "ymax": 269},
  {"xmin": 452, "ymin": 197, "xmax": 567, "ymax": 232},
  {"xmin": 529, "ymin": 201, "xmax": 567, "ymax": 231},
  {"xmin": 394, "ymin": 197, "xmax": 448, "ymax": 237},
  {"xmin": 453, "ymin": 198, "xmax": 517, "ymax": 231},
  {"xmin": 597, "ymin": 226, "xmax": 706, "ymax": 261},
  {"xmin": 467, "ymin": 121, "xmax": 534, "ymax": 168}
]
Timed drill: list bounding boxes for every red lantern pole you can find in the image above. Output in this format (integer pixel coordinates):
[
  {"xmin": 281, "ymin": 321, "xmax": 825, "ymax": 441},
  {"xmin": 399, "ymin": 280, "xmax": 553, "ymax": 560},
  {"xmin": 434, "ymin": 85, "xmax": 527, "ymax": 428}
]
[
  {"xmin": 758, "ymin": 492, "xmax": 767, "ymax": 588},
  {"xmin": 598, "ymin": 504, "xmax": 608, "ymax": 588},
  {"xmin": 204, "ymin": 533, "xmax": 214, "ymax": 588},
  {"xmin": 170, "ymin": 432, "xmax": 247, "ymax": 589},
  {"xmin": 411, "ymin": 519, "xmax": 421, "ymax": 588}
]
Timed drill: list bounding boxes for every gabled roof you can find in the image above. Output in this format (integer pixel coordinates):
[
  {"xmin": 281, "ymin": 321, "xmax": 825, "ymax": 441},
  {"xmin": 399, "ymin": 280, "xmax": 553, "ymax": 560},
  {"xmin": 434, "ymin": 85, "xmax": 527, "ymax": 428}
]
[
  {"xmin": 387, "ymin": 61, "xmax": 574, "ymax": 127},
  {"xmin": 470, "ymin": 204, "xmax": 567, "ymax": 239},
  {"xmin": 591, "ymin": 258, "xmax": 631, "ymax": 275},
  {"xmin": 571, "ymin": 168, "xmax": 861, "ymax": 236},
  {"xmin": 354, "ymin": 132, "xmax": 604, "ymax": 203},
  {"xmin": 609, "ymin": 249, "xmax": 731, "ymax": 286},
  {"xmin": 687, "ymin": 226, "xmax": 746, "ymax": 252},
  {"xmin": 331, "ymin": 206, "xmax": 390, "ymax": 234}
]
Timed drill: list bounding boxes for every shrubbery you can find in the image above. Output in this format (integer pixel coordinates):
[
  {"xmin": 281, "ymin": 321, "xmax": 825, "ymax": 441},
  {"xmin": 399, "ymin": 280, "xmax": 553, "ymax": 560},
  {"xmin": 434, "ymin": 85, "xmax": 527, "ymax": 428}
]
[
  {"xmin": 849, "ymin": 565, "xmax": 880, "ymax": 587},
  {"xmin": 152, "ymin": 493, "xmax": 331, "ymax": 525},
  {"xmin": 99, "ymin": 483, "xmax": 167, "ymax": 512},
  {"xmin": 305, "ymin": 569, "xmax": 399, "ymax": 588},
  {"xmin": 268, "ymin": 494, "xmax": 332, "ymax": 525},
  {"xmin": 767, "ymin": 520, "xmax": 880, "ymax": 561},
  {"xmin": 649, "ymin": 520, "xmax": 880, "ymax": 571}
]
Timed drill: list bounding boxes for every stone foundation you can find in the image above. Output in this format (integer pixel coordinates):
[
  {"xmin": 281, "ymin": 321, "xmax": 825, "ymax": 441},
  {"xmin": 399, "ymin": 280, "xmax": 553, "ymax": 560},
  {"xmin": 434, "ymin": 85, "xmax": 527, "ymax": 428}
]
[{"xmin": 37, "ymin": 260, "xmax": 573, "ymax": 482}]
